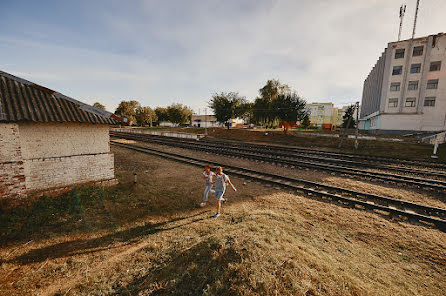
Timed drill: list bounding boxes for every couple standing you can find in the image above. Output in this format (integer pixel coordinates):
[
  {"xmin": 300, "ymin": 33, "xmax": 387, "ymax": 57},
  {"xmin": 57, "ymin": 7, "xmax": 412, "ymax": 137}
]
[{"xmin": 200, "ymin": 165, "xmax": 237, "ymax": 218}]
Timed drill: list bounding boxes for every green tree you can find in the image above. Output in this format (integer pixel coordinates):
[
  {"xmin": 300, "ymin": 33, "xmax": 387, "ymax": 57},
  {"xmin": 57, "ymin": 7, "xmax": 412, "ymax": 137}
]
[
  {"xmin": 166, "ymin": 104, "xmax": 193, "ymax": 125},
  {"xmin": 273, "ymin": 92, "xmax": 308, "ymax": 134},
  {"xmin": 208, "ymin": 92, "xmax": 247, "ymax": 129},
  {"xmin": 93, "ymin": 102, "xmax": 106, "ymax": 110},
  {"xmin": 259, "ymin": 79, "xmax": 290, "ymax": 101},
  {"xmin": 155, "ymin": 107, "xmax": 169, "ymax": 124},
  {"xmin": 135, "ymin": 106, "xmax": 157, "ymax": 127},
  {"xmin": 252, "ymin": 79, "xmax": 293, "ymax": 128},
  {"xmin": 115, "ymin": 100, "xmax": 141, "ymax": 124},
  {"xmin": 301, "ymin": 112, "xmax": 311, "ymax": 129},
  {"xmin": 342, "ymin": 105, "xmax": 356, "ymax": 129}
]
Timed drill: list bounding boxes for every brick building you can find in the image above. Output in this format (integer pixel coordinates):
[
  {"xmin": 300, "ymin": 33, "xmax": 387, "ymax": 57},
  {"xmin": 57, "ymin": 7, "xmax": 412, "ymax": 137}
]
[{"xmin": 0, "ymin": 71, "xmax": 120, "ymax": 204}]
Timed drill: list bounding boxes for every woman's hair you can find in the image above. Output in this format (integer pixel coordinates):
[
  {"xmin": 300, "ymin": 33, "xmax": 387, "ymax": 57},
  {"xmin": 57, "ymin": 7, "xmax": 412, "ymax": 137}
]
[{"xmin": 204, "ymin": 165, "xmax": 212, "ymax": 170}]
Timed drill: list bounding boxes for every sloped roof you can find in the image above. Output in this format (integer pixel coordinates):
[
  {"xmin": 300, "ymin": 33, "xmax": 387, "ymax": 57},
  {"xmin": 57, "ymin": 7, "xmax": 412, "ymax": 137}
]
[{"xmin": 0, "ymin": 71, "xmax": 124, "ymax": 125}]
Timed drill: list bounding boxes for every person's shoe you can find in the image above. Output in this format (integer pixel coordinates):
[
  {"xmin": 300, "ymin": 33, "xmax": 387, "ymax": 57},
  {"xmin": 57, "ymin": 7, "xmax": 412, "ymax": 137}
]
[
  {"xmin": 213, "ymin": 213, "xmax": 221, "ymax": 218},
  {"xmin": 200, "ymin": 202, "xmax": 207, "ymax": 207}
]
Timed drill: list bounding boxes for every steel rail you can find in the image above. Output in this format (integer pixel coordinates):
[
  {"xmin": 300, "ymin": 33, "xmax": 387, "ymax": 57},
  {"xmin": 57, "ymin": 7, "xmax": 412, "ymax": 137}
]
[
  {"xmin": 110, "ymin": 132, "xmax": 446, "ymax": 192},
  {"xmin": 111, "ymin": 140, "xmax": 446, "ymax": 231},
  {"xmin": 111, "ymin": 131, "xmax": 446, "ymax": 173}
]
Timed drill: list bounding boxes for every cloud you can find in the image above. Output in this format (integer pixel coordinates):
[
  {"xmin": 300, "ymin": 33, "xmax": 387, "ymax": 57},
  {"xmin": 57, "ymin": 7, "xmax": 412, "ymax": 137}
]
[{"xmin": 1, "ymin": 0, "xmax": 445, "ymax": 112}]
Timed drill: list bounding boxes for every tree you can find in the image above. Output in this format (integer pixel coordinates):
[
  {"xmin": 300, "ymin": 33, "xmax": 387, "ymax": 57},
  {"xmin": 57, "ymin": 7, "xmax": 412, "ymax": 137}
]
[
  {"xmin": 273, "ymin": 92, "xmax": 308, "ymax": 134},
  {"xmin": 301, "ymin": 112, "xmax": 311, "ymax": 129},
  {"xmin": 166, "ymin": 104, "xmax": 193, "ymax": 125},
  {"xmin": 259, "ymin": 79, "xmax": 290, "ymax": 101},
  {"xmin": 208, "ymin": 92, "xmax": 247, "ymax": 130},
  {"xmin": 135, "ymin": 106, "xmax": 157, "ymax": 127},
  {"xmin": 342, "ymin": 105, "xmax": 356, "ymax": 129},
  {"xmin": 115, "ymin": 100, "xmax": 141, "ymax": 124},
  {"xmin": 93, "ymin": 102, "xmax": 106, "ymax": 110},
  {"xmin": 155, "ymin": 107, "xmax": 169, "ymax": 124},
  {"xmin": 252, "ymin": 79, "xmax": 298, "ymax": 130}
]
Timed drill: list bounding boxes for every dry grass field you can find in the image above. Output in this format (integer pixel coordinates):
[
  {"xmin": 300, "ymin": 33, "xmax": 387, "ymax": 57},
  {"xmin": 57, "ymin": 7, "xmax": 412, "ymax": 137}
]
[{"xmin": 0, "ymin": 146, "xmax": 445, "ymax": 295}]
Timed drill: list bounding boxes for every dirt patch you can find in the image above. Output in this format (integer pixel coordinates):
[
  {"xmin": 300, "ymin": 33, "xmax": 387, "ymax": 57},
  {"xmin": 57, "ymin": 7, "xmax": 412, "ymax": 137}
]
[{"xmin": 112, "ymin": 139, "xmax": 446, "ymax": 209}]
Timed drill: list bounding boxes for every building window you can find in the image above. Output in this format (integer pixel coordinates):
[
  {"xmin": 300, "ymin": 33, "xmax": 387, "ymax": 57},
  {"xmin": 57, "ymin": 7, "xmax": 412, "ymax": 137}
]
[
  {"xmin": 395, "ymin": 49, "xmax": 405, "ymax": 59},
  {"xmin": 390, "ymin": 82, "xmax": 400, "ymax": 91},
  {"xmin": 426, "ymin": 79, "xmax": 439, "ymax": 89},
  {"xmin": 392, "ymin": 66, "xmax": 403, "ymax": 75},
  {"xmin": 388, "ymin": 98, "xmax": 398, "ymax": 108},
  {"xmin": 405, "ymin": 98, "xmax": 416, "ymax": 107},
  {"xmin": 410, "ymin": 63, "xmax": 421, "ymax": 73},
  {"xmin": 408, "ymin": 81, "xmax": 418, "ymax": 91},
  {"xmin": 424, "ymin": 97, "xmax": 436, "ymax": 107},
  {"xmin": 412, "ymin": 46, "xmax": 424, "ymax": 56},
  {"xmin": 430, "ymin": 61, "xmax": 441, "ymax": 71}
]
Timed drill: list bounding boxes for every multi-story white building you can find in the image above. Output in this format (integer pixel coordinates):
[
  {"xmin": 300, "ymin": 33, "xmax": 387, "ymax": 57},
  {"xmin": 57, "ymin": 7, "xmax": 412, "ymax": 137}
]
[
  {"xmin": 306, "ymin": 102, "xmax": 338, "ymax": 129},
  {"xmin": 360, "ymin": 33, "xmax": 446, "ymax": 134}
]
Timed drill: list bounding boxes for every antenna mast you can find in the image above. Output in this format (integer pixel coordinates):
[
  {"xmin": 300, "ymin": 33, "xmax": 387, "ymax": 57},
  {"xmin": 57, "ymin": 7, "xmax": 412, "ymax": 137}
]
[
  {"xmin": 411, "ymin": 0, "xmax": 420, "ymax": 39},
  {"xmin": 398, "ymin": 4, "xmax": 406, "ymax": 41}
]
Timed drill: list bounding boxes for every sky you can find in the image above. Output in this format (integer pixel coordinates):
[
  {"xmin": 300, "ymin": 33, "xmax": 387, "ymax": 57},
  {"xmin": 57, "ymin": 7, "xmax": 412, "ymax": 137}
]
[{"xmin": 1, "ymin": 0, "xmax": 445, "ymax": 113}]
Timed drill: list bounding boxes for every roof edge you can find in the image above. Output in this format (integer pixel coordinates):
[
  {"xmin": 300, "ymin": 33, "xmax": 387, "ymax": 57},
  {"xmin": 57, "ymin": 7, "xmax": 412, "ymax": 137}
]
[{"xmin": 0, "ymin": 70, "xmax": 128, "ymax": 124}]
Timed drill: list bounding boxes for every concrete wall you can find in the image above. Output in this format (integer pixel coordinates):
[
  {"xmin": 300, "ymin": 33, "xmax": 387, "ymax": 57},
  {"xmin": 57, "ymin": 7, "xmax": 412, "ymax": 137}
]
[
  {"xmin": 360, "ymin": 50, "xmax": 386, "ymax": 118},
  {"xmin": 0, "ymin": 122, "xmax": 115, "ymax": 201},
  {"xmin": 361, "ymin": 33, "xmax": 446, "ymax": 133}
]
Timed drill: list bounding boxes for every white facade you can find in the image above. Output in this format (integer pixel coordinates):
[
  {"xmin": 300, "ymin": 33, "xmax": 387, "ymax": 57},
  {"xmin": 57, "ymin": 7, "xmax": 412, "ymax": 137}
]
[
  {"xmin": 360, "ymin": 33, "xmax": 446, "ymax": 134},
  {"xmin": 191, "ymin": 114, "xmax": 221, "ymax": 127}
]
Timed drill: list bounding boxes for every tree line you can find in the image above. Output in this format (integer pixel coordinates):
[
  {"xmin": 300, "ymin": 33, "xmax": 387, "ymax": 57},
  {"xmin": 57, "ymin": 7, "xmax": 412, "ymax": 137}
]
[
  {"xmin": 93, "ymin": 78, "xmax": 355, "ymax": 132},
  {"xmin": 209, "ymin": 79, "xmax": 311, "ymax": 133},
  {"xmin": 94, "ymin": 101, "xmax": 194, "ymax": 127}
]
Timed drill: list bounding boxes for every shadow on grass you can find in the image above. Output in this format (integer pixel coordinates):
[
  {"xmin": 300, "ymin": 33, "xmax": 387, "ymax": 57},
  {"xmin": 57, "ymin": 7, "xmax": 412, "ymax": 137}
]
[
  {"xmin": 115, "ymin": 236, "xmax": 245, "ymax": 295},
  {"xmin": 6, "ymin": 211, "xmax": 208, "ymax": 265}
]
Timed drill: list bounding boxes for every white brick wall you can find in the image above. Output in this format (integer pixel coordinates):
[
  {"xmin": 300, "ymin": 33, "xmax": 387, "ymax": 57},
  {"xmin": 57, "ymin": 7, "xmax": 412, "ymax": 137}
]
[
  {"xmin": 25, "ymin": 153, "xmax": 115, "ymax": 192},
  {"xmin": 0, "ymin": 122, "xmax": 116, "ymax": 202},
  {"xmin": 19, "ymin": 122, "xmax": 110, "ymax": 159},
  {"xmin": 0, "ymin": 123, "xmax": 22, "ymax": 162}
]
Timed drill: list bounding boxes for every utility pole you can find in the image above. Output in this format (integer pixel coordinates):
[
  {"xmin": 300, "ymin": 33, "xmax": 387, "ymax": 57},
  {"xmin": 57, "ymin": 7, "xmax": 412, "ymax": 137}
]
[
  {"xmin": 204, "ymin": 107, "xmax": 208, "ymax": 135},
  {"xmin": 354, "ymin": 101, "xmax": 360, "ymax": 149},
  {"xmin": 412, "ymin": 0, "xmax": 420, "ymax": 39},
  {"xmin": 398, "ymin": 4, "xmax": 406, "ymax": 41}
]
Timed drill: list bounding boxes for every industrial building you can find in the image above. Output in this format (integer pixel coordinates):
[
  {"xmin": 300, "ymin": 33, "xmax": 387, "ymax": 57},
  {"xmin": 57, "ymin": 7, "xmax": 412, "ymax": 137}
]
[
  {"xmin": 0, "ymin": 71, "xmax": 120, "ymax": 204},
  {"xmin": 359, "ymin": 33, "xmax": 446, "ymax": 134}
]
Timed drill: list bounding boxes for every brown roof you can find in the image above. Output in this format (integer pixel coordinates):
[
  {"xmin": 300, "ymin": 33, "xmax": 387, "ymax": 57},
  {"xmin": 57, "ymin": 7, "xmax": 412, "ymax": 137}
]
[{"xmin": 0, "ymin": 71, "xmax": 123, "ymax": 125}]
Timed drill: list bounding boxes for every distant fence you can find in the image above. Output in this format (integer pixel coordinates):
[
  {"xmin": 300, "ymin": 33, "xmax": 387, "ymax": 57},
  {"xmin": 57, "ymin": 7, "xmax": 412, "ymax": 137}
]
[
  {"xmin": 420, "ymin": 131, "xmax": 446, "ymax": 145},
  {"xmin": 110, "ymin": 128, "xmax": 205, "ymax": 140}
]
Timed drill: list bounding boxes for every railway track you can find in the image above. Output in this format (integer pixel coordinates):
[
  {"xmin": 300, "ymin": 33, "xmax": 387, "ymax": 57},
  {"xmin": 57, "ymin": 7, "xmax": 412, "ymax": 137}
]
[
  {"xmin": 111, "ymin": 140, "xmax": 446, "ymax": 231},
  {"xmin": 110, "ymin": 131, "xmax": 446, "ymax": 193}
]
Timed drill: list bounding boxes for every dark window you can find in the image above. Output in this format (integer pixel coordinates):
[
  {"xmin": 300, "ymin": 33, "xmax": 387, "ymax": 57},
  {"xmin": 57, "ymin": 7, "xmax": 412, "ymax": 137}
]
[
  {"xmin": 395, "ymin": 49, "xmax": 405, "ymax": 59},
  {"xmin": 427, "ymin": 79, "xmax": 439, "ymax": 89},
  {"xmin": 390, "ymin": 82, "xmax": 400, "ymax": 91},
  {"xmin": 413, "ymin": 46, "xmax": 424, "ymax": 56},
  {"xmin": 424, "ymin": 97, "xmax": 436, "ymax": 107},
  {"xmin": 430, "ymin": 61, "xmax": 441, "ymax": 71},
  {"xmin": 410, "ymin": 64, "xmax": 421, "ymax": 73},
  {"xmin": 388, "ymin": 98, "xmax": 398, "ymax": 108},
  {"xmin": 405, "ymin": 98, "xmax": 416, "ymax": 107},
  {"xmin": 392, "ymin": 66, "xmax": 403, "ymax": 75},
  {"xmin": 408, "ymin": 81, "xmax": 418, "ymax": 91}
]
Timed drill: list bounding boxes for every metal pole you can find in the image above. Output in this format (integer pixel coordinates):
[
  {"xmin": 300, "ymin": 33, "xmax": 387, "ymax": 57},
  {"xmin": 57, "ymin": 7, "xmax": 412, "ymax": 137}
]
[
  {"xmin": 204, "ymin": 107, "xmax": 208, "ymax": 135},
  {"xmin": 354, "ymin": 101, "xmax": 360, "ymax": 149},
  {"xmin": 432, "ymin": 137, "xmax": 439, "ymax": 159},
  {"xmin": 133, "ymin": 172, "xmax": 137, "ymax": 184},
  {"xmin": 398, "ymin": 5, "xmax": 406, "ymax": 41},
  {"xmin": 412, "ymin": 0, "xmax": 420, "ymax": 39}
]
